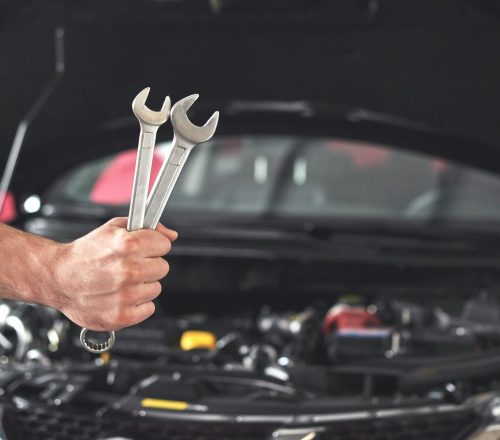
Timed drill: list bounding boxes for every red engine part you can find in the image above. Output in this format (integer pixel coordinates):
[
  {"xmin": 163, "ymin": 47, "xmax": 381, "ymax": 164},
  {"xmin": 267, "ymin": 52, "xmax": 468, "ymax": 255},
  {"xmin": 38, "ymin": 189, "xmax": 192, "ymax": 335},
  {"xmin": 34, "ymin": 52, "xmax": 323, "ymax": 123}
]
[{"xmin": 323, "ymin": 304, "xmax": 382, "ymax": 335}]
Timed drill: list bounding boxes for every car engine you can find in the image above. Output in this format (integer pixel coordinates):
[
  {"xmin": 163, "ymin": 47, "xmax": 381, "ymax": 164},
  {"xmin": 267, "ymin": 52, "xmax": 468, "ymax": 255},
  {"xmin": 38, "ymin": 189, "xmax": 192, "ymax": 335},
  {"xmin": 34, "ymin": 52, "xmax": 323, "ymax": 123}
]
[{"xmin": 2, "ymin": 289, "xmax": 500, "ymax": 439}]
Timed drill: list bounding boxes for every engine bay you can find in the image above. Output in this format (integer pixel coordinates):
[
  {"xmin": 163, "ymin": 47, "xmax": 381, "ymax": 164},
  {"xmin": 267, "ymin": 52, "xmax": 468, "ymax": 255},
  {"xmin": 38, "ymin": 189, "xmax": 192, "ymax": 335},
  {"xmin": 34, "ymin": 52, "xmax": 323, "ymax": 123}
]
[{"xmin": 3, "ymin": 289, "xmax": 500, "ymax": 421}]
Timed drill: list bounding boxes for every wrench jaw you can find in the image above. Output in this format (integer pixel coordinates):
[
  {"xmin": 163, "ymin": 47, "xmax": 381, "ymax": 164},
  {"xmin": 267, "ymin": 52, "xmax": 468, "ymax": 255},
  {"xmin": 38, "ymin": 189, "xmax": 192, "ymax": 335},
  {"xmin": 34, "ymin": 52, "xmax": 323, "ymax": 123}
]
[
  {"xmin": 132, "ymin": 87, "xmax": 171, "ymax": 127},
  {"xmin": 170, "ymin": 94, "xmax": 220, "ymax": 146}
]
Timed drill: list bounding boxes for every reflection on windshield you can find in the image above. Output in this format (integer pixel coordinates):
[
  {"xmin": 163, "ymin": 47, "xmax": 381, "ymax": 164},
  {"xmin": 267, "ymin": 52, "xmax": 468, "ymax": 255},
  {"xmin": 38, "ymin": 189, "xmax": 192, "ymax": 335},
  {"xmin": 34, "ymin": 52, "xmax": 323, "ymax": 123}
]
[{"xmin": 47, "ymin": 136, "xmax": 500, "ymax": 222}]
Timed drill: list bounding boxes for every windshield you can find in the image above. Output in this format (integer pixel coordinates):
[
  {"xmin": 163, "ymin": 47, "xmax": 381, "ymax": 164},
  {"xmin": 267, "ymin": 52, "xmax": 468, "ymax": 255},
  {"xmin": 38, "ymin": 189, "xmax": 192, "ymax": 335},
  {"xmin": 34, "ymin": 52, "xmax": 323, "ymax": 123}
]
[{"xmin": 46, "ymin": 136, "xmax": 500, "ymax": 222}]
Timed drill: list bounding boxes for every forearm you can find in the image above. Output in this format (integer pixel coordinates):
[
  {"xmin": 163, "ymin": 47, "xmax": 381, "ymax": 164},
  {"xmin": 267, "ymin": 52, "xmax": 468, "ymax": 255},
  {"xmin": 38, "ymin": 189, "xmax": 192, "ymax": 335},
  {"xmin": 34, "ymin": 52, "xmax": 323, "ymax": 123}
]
[
  {"xmin": 0, "ymin": 218, "xmax": 176, "ymax": 330},
  {"xmin": 0, "ymin": 223, "xmax": 60, "ymax": 306}
]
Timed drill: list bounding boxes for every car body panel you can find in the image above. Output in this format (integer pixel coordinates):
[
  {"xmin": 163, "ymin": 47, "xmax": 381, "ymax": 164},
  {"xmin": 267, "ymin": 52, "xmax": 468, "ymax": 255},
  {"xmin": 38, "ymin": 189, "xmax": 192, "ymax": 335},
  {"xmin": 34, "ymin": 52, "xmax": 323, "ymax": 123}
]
[{"xmin": 1, "ymin": 0, "xmax": 500, "ymax": 200}]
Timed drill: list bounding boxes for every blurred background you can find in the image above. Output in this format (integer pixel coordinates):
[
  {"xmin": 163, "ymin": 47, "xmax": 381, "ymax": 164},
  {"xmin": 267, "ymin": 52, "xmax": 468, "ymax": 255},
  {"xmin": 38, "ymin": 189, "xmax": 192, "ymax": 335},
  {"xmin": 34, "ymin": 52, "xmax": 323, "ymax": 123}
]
[
  {"xmin": 2, "ymin": 3, "xmax": 500, "ymax": 440},
  {"xmin": 1, "ymin": 0, "xmax": 500, "ymax": 229}
]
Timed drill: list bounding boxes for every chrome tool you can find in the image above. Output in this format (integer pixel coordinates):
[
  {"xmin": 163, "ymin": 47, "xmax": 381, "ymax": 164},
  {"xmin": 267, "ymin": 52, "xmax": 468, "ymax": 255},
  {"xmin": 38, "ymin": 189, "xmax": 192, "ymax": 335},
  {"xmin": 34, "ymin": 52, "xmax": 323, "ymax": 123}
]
[
  {"xmin": 81, "ymin": 90, "xmax": 218, "ymax": 354},
  {"xmin": 144, "ymin": 94, "xmax": 219, "ymax": 229},
  {"xmin": 81, "ymin": 87, "xmax": 170, "ymax": 354}
]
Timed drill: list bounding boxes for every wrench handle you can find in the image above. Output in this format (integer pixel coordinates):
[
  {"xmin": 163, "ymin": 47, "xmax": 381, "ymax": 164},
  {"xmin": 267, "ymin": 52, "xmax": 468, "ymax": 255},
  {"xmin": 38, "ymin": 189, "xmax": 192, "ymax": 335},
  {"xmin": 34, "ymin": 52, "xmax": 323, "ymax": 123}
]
[
  {"xmin": 127, "ymin": 127, "xmax": 158, "ymax": 231},
  {"xmin": 143, "ymin": 137, "xmax": 190, "ymax": 230}
]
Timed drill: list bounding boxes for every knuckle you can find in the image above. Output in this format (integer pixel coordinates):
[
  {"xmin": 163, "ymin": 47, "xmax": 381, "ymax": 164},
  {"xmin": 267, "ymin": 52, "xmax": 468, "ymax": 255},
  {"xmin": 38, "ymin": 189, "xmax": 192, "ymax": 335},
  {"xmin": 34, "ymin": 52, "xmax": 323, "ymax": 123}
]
[
  {"xmin": 114, "ymin": 306, "xmax": 132, "ymax": 328},
  {"xmin": 119, "ymin": 234, "xmax": 140, "ymax": 253},
  {"xmin": 127, "ymin": 264, "xmax": 142, "ymax": 284},
  {"xmin": 120, "ymin": 287, "xmax": 136, "ymax": 304},
  {"xmin": 114, "ymin": 261, "xmax": 132, "ymax": 286},
  {"xmin": 119, "ymin": 261, "xmax": 144, "ymax": 285}
]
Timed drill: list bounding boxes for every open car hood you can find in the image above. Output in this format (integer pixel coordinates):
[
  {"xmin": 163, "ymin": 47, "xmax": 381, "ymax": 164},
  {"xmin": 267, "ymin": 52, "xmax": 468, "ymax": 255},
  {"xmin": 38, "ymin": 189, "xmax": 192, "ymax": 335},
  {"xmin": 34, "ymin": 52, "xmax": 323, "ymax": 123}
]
[{"xmin": 1, "ymin": 0, "xmax": 500, "ymax": 196}]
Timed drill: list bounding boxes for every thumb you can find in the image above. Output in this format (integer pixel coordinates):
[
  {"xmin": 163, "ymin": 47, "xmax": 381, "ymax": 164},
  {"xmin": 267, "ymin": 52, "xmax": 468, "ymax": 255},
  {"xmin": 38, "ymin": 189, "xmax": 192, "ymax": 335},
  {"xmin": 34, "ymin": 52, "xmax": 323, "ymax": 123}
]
[{"xmin": 107, "ymin": 217, "xmax": 129, "ymax": 229}]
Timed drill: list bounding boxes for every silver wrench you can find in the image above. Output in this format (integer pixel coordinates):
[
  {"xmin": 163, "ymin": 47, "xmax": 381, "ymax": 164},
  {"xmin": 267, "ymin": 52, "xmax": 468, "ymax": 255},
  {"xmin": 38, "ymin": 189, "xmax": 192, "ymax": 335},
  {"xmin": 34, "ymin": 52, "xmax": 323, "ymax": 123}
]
[
  {"xmin": 128, "ymin": 87, "xmax": 171, "ymax": 231},
  {"xmin": 80, "ymin": 87, "xmax": 170, "ymax": 354},
  {"xmin": 143, "ymin": 94, "xmax": 219, "ymax": 229}
]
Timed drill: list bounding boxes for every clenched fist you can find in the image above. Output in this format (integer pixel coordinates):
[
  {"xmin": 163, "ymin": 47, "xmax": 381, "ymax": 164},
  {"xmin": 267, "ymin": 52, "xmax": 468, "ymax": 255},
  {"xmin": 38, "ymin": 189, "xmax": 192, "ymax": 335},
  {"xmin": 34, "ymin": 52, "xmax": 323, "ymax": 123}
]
[
  {"xmin": 48, "ymin": 217, "xmax": 177, "ymax": 331},
  {"xmin": 0, "ymin": 218, "xmax": 176, "ymax": 330}
]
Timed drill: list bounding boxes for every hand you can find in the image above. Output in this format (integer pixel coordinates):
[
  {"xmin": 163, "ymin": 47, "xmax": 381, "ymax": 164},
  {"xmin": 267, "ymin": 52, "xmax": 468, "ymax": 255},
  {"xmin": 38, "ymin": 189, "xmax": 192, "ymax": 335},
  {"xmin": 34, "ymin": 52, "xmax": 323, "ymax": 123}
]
[{"xmin": 48, "ymin": 217, "xmax": 177, "ymax": 331}]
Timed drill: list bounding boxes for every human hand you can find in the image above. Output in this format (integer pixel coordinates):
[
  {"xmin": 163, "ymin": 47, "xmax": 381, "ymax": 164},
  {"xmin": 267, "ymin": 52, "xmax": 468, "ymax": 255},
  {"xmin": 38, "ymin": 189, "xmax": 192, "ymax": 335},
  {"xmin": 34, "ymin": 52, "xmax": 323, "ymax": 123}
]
[{"xmin": 47, "ymin": 217, "xmax": 177, "ymax": 331}]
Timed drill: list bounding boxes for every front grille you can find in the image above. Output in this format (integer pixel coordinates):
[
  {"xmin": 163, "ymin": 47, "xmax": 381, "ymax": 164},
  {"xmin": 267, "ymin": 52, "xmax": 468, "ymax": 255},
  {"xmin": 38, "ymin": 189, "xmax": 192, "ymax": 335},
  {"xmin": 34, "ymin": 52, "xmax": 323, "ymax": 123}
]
[
  {"xmin": 2, "ymin": 406, "xmax": 274, "ymax": 440},
  {"xmin": 1, "ymin": 405, "xmax": 480, "ymax": 440},
  {"xmin": 317, "ymin": 409, "xmax": 479, "ymax": 440}
]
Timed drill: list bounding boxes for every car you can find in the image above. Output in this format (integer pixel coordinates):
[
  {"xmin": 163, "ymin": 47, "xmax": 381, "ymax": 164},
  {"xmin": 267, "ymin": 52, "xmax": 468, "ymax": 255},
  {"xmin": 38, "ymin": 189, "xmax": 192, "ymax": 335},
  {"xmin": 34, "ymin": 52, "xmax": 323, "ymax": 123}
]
[{"xmin": 1, "ymin": 1, "xmax": 500, "ymax": 439}]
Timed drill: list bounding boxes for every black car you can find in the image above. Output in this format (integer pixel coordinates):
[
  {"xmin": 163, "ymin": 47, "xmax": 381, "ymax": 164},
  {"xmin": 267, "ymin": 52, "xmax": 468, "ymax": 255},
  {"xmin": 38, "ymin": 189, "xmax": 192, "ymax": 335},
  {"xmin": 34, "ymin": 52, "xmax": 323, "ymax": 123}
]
[{"xmin": 1, "ymin": 1, "xmax": 500, "ymax": 439}]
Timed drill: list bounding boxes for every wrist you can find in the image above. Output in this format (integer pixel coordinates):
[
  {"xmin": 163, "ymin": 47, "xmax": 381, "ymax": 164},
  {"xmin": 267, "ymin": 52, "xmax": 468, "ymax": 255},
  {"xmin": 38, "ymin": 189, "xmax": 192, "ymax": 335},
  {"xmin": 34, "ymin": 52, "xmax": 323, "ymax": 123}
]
[
  {"xmin": 17, "ymin": 236, "xmax": 68, "ymax": 309},
  {"xmin": 39, "ymin": 241, "xmax": 71, "ymax": 311},
  {"xmin": 0, "ymin": 224, "xmax": 70, "ymax": 309}
]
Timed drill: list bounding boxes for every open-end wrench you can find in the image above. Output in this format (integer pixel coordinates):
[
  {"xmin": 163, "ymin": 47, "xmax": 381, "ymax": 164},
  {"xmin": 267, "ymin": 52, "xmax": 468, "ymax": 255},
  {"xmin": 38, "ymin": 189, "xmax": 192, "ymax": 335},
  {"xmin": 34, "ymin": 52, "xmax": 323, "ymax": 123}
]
[
  {"xmin": 128, "ymin": 87, "xmax": 171, "ymax": 231},
  {"xmin": 80, "ymin": 88, "xmax": 170, "ymax": 354},
  {"xmin": 143, "ymin": 95, "xmax": 219, "ymax": 229}
]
